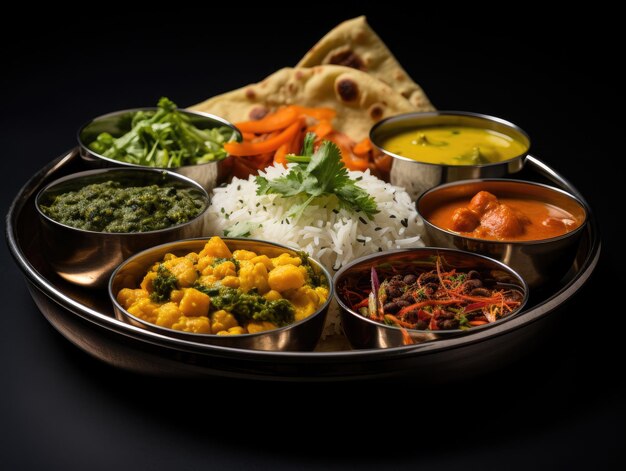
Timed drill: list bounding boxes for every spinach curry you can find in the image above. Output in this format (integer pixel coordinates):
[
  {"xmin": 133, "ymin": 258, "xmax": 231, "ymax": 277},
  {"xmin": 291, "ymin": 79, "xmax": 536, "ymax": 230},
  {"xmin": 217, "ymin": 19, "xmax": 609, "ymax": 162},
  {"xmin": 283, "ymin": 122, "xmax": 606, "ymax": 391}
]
[{"xmin": 40, "ymin": 180, "xmax": 206, "ymax": 232}]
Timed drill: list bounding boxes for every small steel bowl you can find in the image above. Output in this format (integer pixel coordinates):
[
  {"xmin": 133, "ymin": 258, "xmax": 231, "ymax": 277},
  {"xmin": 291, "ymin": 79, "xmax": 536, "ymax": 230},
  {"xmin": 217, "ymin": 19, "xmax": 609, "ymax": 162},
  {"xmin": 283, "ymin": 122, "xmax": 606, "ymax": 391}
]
[
  {"xmin": 370, "ymin": 111, "xmax": 530, "ymax": 198},
  {"xmin": 417, "ymin": 179, "xmax": 588, "ymax": 288},
  {"xmin": 78, "ymin": 107, "xmax": 241, "ymax": 192},
  {"xmin": 35, "ymin": 168, "xmax": 209, "ymax": 289},
  {"xmin": 109, "ymin": 238, "xmax": 333, "ymax": 351},
  {"xmin": 334, "ymin": 247, "xmax": 528, "ymax": 349}
]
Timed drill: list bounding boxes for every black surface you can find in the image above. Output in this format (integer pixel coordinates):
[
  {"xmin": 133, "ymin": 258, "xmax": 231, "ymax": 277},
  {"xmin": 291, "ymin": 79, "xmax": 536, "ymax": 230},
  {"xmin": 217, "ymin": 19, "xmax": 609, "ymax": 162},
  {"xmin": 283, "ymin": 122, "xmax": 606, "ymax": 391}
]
[{"xmin": 2, "ymin": 6, "xmax": 622, "ymax": 470}]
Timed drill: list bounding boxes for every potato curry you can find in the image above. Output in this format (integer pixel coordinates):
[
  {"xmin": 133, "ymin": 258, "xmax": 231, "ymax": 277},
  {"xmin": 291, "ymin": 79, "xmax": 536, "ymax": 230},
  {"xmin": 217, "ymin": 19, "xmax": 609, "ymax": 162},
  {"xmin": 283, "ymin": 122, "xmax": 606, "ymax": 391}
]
[{"xmin": 116, "ymin": 236, "xmax": 328, "ymax": 335}]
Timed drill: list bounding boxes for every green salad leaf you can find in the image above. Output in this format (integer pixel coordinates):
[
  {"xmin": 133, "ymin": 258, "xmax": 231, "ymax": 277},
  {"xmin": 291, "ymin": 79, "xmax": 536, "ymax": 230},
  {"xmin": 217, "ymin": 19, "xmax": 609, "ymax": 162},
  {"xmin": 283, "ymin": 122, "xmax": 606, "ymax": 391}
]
[{"xmin": 88, "ymin": 97, "xmax": 238, "ymax": 168}]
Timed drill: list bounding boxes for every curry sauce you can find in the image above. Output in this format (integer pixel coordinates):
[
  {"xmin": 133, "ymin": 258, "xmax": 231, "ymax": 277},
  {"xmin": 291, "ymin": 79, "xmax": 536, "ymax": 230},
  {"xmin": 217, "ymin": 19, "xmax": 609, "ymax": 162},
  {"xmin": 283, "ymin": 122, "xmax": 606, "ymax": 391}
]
[
  {"xmin": 381, "ymin": 126, "xmax": 527, "ymax": 165},
  {"xmin": 427, "ymin": 191, "xmax": 581, "ymax": 241}
]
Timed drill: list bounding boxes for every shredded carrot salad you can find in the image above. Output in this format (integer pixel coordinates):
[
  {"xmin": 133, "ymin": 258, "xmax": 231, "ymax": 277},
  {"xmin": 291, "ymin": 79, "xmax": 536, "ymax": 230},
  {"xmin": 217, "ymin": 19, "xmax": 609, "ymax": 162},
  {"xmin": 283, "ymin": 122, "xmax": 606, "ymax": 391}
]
[{"xmin": 224, "ymin": 105, "xmax": 390, "ymax": 178}]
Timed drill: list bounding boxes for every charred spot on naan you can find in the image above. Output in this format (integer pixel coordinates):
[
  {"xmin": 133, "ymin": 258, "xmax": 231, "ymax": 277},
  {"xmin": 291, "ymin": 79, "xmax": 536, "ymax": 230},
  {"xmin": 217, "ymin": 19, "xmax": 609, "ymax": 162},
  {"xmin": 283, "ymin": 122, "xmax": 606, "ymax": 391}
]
[
  {"xmin": 336, "ymin": 78, "xmax": 359, "ymax": 102},
  {"xmin": 394, "ymin": 70, "xmax": 406, "ymax": 82},
  {"xmin": 368, "ymin": 104, "xmax": 384, "ymax": 120},
  {"xmin": 249, "ymin": 106, "xmax": 269, "ymax": 120},
  {"xmin": 327, "ymin": 47, "xmax": 367, "ymax": 71}
]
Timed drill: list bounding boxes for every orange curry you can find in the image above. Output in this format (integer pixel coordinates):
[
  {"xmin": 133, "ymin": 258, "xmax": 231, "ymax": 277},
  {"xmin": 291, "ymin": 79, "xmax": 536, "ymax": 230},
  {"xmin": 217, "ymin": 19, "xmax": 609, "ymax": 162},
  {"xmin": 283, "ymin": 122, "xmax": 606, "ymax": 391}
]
[{"xmin": 428, "ymin": 191, "xmax": 581, "ymax": 241}]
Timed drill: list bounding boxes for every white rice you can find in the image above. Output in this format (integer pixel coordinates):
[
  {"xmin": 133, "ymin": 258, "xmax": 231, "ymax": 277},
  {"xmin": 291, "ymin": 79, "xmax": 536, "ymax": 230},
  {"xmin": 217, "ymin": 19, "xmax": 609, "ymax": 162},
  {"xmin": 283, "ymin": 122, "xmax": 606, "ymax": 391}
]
[{"xmin": 204, "ymin": 163, "xmax": 425, "ymax": 335}]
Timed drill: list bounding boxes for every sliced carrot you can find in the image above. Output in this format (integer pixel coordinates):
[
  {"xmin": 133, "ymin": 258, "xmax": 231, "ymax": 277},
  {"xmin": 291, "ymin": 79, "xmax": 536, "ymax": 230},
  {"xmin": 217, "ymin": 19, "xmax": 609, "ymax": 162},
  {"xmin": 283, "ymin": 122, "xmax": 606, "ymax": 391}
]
[
  {"xmin": 353, "ymin": 298, "xmax": 369, "ymax": 309},
  {"xmin": 330, "ymin": 138, "xmax": 359, "ymax": 170},
  {"xmin": 397, "ymin": 299, "xmax": 460, "ymax": 318},
  {"xmin": 324, "ymin": 132, "xmax": 368, "ymax": 172},
  {"xmin": 290, "ymin": 133, "xmax": 302, "ymax": 155},
  {"xmin": 273, "ymin": 144, "xmax": 289, "ymax": 166},
  {"xmin": 241, "ymin": 132, "xmax": 257, "ymax": 141},
  {"xmin": 247, "ymin": 131, "xmax": 280, "ymax": 167},
  {"xmin": 292, "ymin": 106, "xmax": 336, "ymax": 121},
  {"xmin": 344, "ymin": 154, "xmax": 370, "ymax": 172},
  {"xmin": 237, "ymin": 106, "xmax": 335, "ymax": 134},
  {"xmin": 255, "ymin": 129, "xmax": 280, "ymax": 144},
  {"xmin": 309, "ymin": 119, "xmax": 334, "ymax": 139},
  {"xmin": 353, "ymin": 138, "xmax": 373, "ymax": 156},
  {"xmin": 284, "ymin": 116, "xmax": 306, "ymax": 155},
  {"xmin": 401, "ymin": 328, "xmax": 415, "ymax": 345},
  {"xmin": 468, "ymin": 320, "xmax": 489, "ymax": 326},
  {"xmin": 235, "ymin": 106, "xmax": 299, "ymax": 134},
  {"xmin": 225, "ymin": 119, "xmax": 302, "ymax": 156},
  {"xmin": 341, "ymin": 145, "xmax": 370, "ymax": 171},
  {"xmin": 384, "ymin": 314, "xmax": 416, "ymax": 329}
]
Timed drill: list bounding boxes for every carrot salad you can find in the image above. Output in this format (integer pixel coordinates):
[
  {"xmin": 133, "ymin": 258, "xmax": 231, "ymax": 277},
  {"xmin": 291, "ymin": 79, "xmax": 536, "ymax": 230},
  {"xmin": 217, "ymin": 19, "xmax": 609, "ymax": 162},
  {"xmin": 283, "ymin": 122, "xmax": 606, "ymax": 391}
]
[{"xmin": 223, "ymin": 105, "xmax": 391, "ymax": 178}]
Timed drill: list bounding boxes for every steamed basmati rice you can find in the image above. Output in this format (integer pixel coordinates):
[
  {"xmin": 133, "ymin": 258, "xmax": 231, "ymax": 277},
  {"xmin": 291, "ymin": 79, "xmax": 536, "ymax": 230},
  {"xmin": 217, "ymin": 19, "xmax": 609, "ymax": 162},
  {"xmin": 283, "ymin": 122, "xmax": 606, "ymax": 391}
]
[{"xmin": 204, "ymin": 163, "xmax": 425, "ymax": 335}]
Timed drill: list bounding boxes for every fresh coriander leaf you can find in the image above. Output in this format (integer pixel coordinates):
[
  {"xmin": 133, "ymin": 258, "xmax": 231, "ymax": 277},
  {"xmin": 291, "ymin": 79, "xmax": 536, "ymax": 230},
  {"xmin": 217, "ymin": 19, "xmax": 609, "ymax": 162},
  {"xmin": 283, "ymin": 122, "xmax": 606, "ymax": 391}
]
[
  {"xmin": 255, "ymin": 176, "xmax": 270, "ymax": 194},
  {"xmin": 223, "ymin": 221, "xmax": 260, "ymax": 238},
  {"xmin": 305, "ymin": 141, "xmax": 345, "ymax": 195},
  {"xmin": 335, "ymin": 183, "xmax": 379, "ymax": 219},
  {"xmin": 301, "ymin": 132, "xmax": 316, "ymax": 156},
  {"xmin": 285, "ymin": 194, "xmax": 316, "ymax": 222},
  {"xmin": 255, "ymin": 132, "xmax": 379, "ymax": 222},
  {"xmin": 257, "ymin": 168, "xmax": 307, "ymax": 196}
]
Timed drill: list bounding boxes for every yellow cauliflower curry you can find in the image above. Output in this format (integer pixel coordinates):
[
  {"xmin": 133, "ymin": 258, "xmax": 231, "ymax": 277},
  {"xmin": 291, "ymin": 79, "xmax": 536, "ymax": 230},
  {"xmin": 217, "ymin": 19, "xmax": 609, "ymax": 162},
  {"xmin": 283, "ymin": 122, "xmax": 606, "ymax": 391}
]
[{"xmin": 116, "ymin": 237, "xmax": 329, "ymax": 335}]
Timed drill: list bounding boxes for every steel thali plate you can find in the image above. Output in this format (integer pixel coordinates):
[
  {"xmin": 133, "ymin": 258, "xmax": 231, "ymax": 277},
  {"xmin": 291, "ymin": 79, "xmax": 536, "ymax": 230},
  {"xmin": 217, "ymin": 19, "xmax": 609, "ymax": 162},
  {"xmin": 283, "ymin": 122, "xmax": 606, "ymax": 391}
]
[{"xmin": 6, "ymin": 149, "xmax": 601, "ymax": 382}]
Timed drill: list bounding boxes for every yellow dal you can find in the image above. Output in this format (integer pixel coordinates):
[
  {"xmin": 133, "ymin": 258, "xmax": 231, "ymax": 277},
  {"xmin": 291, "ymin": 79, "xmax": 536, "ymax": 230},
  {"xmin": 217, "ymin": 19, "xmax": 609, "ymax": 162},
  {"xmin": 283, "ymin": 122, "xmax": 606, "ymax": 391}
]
[{"xmin": 381, "ymin": 126, "xmax": 527, "ymax": 165}]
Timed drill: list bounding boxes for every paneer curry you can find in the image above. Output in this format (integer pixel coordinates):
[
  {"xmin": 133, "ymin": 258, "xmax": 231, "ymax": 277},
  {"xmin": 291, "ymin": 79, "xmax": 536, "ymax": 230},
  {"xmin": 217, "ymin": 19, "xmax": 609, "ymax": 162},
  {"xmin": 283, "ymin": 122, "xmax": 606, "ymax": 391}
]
[
  {"xmin": 116, "ymin": 236, "xmax": 329, "ymax": 335},
  {"xmin": 426, "ymin": 190, "xmax": 581, "ymax": 241}
]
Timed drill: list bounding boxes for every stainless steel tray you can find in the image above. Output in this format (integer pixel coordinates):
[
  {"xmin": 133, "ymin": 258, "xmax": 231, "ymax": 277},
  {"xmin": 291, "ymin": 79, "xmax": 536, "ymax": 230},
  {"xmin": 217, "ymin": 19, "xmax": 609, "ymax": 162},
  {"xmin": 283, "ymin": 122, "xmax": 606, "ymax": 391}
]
[{"xmin": 6, "ymin": 149, "xmax": 601, "ymax": 381}]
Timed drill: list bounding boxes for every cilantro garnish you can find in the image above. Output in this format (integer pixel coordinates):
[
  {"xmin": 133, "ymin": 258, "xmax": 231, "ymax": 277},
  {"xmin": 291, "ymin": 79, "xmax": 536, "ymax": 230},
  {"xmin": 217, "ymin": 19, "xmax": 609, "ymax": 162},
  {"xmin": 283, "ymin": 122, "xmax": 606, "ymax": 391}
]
[
  {"xmin": 255, "ymin": 133, "xmax": 379, "ymax": 222},
  {"xmin": 223, "ymin": 221, "xmax": 259, "ymax": 238}
]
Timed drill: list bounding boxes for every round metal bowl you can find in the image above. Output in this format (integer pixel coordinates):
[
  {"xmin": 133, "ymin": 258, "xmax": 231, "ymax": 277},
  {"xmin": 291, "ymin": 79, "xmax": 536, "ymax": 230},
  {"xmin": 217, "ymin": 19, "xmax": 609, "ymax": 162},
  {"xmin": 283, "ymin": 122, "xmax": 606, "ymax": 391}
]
[
  {"xmin": 417, "ymin": 179, "xmax": 588, "ymax": 288},
  {"xmin": 334, "ymin": 247, "xmax": 529, "ymax": 349},
  {"xmin": 370, "ymin": 111, "xmax": 530, "ymax": 199},
  {"xmin": 109, "ymin": 237, "xmax": 333, "ymax": 351},
  {"xmin": 77, "ymin": 107, "xmax": 241, "ymax": 192},
  {"xmin": 35, "ymin": 167, "xmax": 209, "ymax": 289}
]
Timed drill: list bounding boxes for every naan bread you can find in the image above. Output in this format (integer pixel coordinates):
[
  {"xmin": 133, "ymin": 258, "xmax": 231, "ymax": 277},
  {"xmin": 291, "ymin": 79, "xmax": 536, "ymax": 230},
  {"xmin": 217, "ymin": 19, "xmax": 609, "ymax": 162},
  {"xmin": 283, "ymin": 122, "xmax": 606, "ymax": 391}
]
[
  {"xmin": 191, "ymin": 65, "xmax": 419, "ymax": 142},
  {"xmin": 297, "ymin": 16, "xmax": 434, "ymax": 111}
]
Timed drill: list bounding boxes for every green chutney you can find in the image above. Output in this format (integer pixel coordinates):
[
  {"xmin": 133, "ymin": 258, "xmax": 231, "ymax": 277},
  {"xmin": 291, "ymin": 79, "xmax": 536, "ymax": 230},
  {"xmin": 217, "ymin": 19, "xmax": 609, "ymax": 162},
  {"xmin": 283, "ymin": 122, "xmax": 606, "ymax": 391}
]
[{"xmin": 41, "ymin": 180, "xmax": 206, "ymax": 232}]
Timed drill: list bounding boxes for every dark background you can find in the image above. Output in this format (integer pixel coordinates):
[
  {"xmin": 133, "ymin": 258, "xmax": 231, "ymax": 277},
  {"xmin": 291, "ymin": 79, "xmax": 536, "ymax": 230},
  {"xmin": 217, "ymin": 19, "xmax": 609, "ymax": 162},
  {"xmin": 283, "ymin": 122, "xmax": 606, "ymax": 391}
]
[{"xmin": 1, "ymin": 5, "xmax": 622, "ymax": 470}]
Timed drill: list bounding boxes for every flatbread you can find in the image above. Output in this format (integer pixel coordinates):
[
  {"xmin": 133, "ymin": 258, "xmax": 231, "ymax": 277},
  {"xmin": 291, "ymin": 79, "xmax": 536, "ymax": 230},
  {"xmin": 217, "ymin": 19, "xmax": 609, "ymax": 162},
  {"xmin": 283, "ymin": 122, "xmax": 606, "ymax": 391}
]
[
  {"xmin": 297, "ymin": 16, "xmax": 434, "ymax": 111},
  {"xmin": 191, "ymin": 65, "xmax": 419, "ymax": 142}
]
